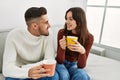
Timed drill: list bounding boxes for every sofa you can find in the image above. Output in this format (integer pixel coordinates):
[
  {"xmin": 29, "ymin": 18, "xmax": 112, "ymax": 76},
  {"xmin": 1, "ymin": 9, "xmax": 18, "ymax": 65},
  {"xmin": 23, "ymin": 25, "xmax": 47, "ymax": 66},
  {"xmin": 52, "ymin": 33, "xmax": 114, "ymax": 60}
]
[
  {"xmin": 0, "ymin": 28, "xmax": 12, "ymax": 80},
  {"xmin": 0, "ymin": 26, "xmax": 120, "ymax": 80}
]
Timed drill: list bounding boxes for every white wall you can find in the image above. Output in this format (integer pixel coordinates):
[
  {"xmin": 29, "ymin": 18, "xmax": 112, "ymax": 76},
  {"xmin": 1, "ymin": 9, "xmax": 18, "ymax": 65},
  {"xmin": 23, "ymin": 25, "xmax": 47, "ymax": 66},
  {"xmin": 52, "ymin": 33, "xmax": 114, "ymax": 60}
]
[{"xmin": 0, "ymin": 0, "xmax": 87, "ymax": 29}]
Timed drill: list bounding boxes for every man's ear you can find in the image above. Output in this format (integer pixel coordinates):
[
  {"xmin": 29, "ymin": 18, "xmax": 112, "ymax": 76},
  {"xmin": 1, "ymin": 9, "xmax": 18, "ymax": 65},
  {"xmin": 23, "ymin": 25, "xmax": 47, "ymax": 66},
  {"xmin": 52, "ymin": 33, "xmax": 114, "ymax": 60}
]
[{"xmin": 31, "ymin": 22, "xmax": 38, "ymax": 30}]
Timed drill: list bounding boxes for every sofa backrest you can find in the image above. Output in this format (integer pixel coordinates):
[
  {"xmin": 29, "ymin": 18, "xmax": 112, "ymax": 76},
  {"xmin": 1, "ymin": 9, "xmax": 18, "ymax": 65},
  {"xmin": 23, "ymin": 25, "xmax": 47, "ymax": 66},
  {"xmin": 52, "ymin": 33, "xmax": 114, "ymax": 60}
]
[
  {"xmin": 51, "ymin": 25, "xmax": 63, "ymax": 52},
  {"xmin": 0, "ymin": 29, "xmax": 12, "ymax": 73}
]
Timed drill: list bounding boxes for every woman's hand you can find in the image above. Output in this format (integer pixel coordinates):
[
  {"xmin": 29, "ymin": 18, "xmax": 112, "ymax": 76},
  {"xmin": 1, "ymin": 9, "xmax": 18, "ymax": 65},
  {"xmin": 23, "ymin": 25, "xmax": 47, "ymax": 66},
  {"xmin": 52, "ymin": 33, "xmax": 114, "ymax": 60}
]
[
  {"xmin": 59, "ymin": 36, "xmax": 66, "ymax": 50},
  {"xmin": 67, "ymin": 40, "xmax": 86, "ymax": 54}
]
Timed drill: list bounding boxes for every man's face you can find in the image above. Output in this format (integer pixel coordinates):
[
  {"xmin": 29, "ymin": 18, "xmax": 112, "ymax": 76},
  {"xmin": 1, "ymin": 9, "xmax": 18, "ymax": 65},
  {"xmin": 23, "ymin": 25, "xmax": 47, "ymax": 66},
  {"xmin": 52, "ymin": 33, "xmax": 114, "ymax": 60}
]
[{"xmin": 36, "ymin": 15, "xmax": 50, "ymax": 36}]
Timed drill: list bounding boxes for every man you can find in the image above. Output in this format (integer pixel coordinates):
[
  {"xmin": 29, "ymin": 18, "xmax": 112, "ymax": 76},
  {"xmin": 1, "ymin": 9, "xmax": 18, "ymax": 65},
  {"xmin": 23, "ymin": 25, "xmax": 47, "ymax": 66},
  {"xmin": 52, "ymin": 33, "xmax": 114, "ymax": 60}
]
[{"xmin": 2, "ymin": 7, "xmax": 59, "ymax": 80}]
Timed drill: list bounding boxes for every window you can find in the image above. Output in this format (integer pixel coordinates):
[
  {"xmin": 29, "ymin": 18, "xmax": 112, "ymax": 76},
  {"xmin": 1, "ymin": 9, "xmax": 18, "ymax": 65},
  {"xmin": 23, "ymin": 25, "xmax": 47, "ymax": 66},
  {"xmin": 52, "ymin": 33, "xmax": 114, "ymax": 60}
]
[
  {"xmin": 87, "ymin": 0, "xmax": 120, "ymax": 48},
  {"xmin": 101, "ymin": 8, "xmax": 120, "ymax": 48},
  {"xmin": 108, "ymin": 0, "xmax": 120, "ymax": 6},
  {"xmin": 87, "ymin": 0, "xmax": 105, "ymax": 5},
  {"xmin": 86, "ymin": 7, "xmax": 104, "ymax": 43}
]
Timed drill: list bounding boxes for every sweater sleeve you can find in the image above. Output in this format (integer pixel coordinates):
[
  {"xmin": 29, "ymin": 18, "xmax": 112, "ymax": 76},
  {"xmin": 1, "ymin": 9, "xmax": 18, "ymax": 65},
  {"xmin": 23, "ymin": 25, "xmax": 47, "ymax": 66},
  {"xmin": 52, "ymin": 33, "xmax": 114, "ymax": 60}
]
[
  {"xmin": 2, "ymin": 34, "xmax": 30, "ymax": 78},
  {"xmin": 56, "ymin": 29, "xmax": 66, "ymax": 64},
  {"xmin": 77, "ymin": 34, "xmax": 94, "ymax": 68}
]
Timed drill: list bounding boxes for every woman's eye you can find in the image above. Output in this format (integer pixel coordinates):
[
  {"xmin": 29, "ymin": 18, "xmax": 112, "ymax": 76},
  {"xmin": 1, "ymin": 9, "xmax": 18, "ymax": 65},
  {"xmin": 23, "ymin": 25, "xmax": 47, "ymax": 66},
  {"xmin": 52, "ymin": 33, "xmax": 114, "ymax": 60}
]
[{"xmin": 70, "ymin": 18, "xmax": 73, "ymax": 21}]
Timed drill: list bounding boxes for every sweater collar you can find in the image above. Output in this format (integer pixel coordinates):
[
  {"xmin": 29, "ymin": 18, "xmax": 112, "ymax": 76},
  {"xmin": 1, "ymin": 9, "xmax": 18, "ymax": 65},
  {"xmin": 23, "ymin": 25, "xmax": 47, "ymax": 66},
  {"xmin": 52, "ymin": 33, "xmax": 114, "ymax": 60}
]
[{"xmin": 25, "ymin": 29, "xmax": 42, "ymax": 41}]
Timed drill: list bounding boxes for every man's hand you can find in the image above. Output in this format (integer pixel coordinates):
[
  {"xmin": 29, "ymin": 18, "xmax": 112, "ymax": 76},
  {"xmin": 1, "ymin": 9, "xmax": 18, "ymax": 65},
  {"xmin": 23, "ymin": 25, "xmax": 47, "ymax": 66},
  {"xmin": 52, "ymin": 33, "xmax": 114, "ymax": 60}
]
[{"xmin": 28, "ymin": 65, "xmax": 50, "ymax": 79}]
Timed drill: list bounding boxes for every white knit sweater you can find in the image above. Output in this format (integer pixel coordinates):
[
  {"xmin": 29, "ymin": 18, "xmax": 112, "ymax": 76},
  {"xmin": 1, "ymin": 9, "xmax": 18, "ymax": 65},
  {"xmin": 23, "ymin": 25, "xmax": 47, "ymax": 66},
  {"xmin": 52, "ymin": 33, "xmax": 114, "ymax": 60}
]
[{"xmin": 2, "ymin": 28, "xmax": 55, "ymax": 78}]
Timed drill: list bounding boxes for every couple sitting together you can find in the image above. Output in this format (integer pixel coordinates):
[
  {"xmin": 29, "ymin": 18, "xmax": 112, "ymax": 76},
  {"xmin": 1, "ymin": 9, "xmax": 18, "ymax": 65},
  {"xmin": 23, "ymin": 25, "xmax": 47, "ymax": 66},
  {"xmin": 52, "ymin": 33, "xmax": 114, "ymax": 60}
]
[{"xmin": 2, "ymin": 6, "xmax": 94, "ymax": 80}]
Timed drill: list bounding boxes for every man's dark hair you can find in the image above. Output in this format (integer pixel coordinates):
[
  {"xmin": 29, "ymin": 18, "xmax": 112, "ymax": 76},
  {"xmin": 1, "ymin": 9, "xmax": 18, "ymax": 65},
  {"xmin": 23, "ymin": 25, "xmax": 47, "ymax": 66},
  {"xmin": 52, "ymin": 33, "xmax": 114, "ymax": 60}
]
[{"xmin": 25, "ymin": 7, "xmax": 47, "ymax": 22}]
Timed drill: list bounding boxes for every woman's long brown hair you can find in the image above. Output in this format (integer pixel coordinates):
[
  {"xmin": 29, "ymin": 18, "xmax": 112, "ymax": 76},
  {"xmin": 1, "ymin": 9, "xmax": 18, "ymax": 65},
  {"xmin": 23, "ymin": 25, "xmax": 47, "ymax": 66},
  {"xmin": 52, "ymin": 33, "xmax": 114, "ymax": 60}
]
[{"xmin": 64, "ymin": 7, "xmax": 89, "ymax": 46}]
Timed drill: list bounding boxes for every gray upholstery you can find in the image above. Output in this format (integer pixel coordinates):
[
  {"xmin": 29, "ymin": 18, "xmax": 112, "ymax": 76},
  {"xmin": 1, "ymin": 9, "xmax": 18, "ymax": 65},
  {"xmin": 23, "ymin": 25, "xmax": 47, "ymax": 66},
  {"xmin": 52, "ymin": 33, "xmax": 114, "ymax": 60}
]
[
  {"xmin": 0, "ymin": 29, "xmax": 12, "ymax": 80},
  {"xmin": 0, "ymin": 74, "xmax": 5, "ymax": 80}
]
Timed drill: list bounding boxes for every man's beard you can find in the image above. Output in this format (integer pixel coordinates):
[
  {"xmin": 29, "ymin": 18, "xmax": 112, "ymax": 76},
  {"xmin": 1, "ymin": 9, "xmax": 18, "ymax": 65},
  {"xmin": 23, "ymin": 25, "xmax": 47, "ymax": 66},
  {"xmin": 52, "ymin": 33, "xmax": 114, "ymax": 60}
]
[{"xmin": 39, "ymin": 27, "xmax": 49, "ymax": 36}]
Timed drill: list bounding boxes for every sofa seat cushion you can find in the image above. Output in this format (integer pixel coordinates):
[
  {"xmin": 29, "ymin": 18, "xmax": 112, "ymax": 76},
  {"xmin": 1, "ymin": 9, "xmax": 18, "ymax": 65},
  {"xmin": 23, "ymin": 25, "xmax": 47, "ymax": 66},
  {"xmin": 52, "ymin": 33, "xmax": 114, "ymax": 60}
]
[{"xmin": 0, "ymin": 74, "xmax": 5, "ymax": 80}]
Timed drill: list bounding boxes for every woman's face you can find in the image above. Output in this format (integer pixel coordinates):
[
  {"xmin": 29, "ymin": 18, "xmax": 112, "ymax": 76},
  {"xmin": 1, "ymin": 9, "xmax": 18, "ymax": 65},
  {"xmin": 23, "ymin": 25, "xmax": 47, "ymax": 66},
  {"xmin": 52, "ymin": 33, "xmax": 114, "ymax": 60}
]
[{"xmin": 66, "ymin": 11, "xmax": 77, "ymax": 33}]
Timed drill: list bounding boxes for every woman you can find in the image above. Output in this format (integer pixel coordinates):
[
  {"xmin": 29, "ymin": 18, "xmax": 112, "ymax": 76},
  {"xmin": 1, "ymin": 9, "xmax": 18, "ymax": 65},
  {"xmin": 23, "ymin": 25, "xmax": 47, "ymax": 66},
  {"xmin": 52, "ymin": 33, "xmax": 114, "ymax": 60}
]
[{"xmin": 56, "ymin": 7, "xmax": 94, "ymax": 80}]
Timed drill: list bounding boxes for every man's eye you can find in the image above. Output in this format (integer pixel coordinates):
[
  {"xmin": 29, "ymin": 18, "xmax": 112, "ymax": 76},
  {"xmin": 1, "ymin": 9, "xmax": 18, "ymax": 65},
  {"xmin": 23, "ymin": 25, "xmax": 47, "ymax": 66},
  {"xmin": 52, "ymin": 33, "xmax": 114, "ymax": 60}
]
[{"xmin": 45, "ymin": 21, "xmax": 48, "ymax": 24}]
